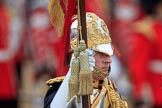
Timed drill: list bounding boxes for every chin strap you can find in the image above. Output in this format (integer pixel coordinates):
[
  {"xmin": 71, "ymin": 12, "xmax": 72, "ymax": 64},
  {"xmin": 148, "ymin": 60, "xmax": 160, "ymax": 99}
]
[{"xmin": 93, "ymin": 66, "xmax": 110, "ymax": 79}]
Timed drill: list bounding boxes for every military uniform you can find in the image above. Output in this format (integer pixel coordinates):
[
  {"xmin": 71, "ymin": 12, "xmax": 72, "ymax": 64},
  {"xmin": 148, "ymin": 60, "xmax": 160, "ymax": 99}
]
[
  {"xmin": 45, "ymin": 74, "xmax": 127, "ymax": 108},
  {"xmin": 44, "ymin": 12, "xmax": 128, "ymax": 108}
]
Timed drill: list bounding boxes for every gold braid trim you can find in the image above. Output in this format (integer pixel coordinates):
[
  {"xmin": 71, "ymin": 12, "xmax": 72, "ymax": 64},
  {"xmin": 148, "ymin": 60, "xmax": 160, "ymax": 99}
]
[
  {"xmin": 48, "ymin": 0, "xmax": 65, "ymax": 36},
  {"xmin": 90, "ymin": 78, "xmax": 128, "ymax": 108},
  {"xmin": 133, "ymin": 17, "xmax": 154, "ymax": 41},
  {"xmin": 107, "ymin": 79, "xmax": 128, "ymax": 108},
  {"xmin": 46, "ymin": 76, "xmax": 65, "ymax": 87}
]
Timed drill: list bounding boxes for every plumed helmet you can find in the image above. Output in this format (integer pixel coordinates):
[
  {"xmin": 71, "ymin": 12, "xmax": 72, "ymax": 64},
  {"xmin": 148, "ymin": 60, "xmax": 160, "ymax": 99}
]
[{"xmin": 70, "ymin": 12, "xmax": 113, "ymax": 56}]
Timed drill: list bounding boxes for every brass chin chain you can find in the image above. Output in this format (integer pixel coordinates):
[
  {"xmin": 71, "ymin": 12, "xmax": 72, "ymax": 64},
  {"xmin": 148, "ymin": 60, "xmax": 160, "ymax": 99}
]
[{"xmin": 93, "ymin": 66, "xmax": 109, "ymax": 79}]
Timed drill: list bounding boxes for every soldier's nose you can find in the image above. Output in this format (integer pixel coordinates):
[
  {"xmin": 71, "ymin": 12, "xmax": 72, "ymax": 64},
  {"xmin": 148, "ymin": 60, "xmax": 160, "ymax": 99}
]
[{"xmin": 103, "ymin": 56, "xmax": 112, "ymax": 63}]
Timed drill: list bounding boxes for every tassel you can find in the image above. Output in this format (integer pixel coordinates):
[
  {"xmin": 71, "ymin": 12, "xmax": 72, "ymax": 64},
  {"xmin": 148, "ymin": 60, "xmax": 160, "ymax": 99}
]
[
  {"xmin": 48, "ymin": 0, "xmax": 65, "ymax": 36},
  {"xmin": 78, "ymin": 40, "xmax": 93, "ymax": 95},
  {"xmin": 68, "ymin": 47, "xmax": 80, "ymax": 102}
]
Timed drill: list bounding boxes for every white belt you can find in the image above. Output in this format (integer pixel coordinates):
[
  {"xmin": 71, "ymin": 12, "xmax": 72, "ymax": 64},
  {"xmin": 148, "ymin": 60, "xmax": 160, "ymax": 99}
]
[{"xmin": 149, "ymin": 60, "xmax": 162, "ymax": 74}]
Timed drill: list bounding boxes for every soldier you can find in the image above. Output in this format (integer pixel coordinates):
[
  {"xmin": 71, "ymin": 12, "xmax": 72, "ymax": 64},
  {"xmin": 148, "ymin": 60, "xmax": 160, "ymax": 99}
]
[
  {"xmin": 28, "ymin": 0, "xmax": 58, "ymax": 77},
  {"xmin": 128, "ymin": 0, "xmax": 162, "ymax": 107},
  {"xmin": 0, "ymin": 1, "xmax": 18, "ymax": 108},
  {"xmin": 45, "ymin": 12, "xmax": 128, "ymax": 108}
]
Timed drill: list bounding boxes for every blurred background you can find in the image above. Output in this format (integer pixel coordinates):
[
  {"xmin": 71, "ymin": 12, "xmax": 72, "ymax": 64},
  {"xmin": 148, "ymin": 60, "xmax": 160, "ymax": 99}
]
[{"xmin": 0, "ymin": 0, "xmax": 161, "ymax": 108}]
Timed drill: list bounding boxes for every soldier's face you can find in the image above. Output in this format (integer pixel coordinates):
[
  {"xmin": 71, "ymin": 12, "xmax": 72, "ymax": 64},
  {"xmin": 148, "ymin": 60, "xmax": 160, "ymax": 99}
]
[{"xmin": 93, "ymin": 52, "xmax": 112, "ymax": 80}]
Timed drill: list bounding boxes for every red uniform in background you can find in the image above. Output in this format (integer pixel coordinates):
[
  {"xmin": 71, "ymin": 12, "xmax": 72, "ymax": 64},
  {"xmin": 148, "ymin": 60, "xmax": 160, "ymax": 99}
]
[
  {"xmin": 29, "ymin": 5, "xmax": 60, "ymax": 77},
  {"xmin": 86, "ymin": 0, "xmax": 110, "ymax": 26},
  {"xmin": 129, "ymin": 18, "xmax": 162, "ymax": 107},
  {"xmin": 0, "ymin": 3, "xmax": 18, "ymax": 108},
  {"xmin": 111, "ymin": 0, "xmax": 141, "ymax": 65}
]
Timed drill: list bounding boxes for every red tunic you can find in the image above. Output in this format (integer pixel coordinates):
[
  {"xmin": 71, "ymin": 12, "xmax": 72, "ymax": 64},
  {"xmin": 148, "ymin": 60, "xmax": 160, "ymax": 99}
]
[
  {"xmin": 0, "ymin": 5, "xmax": 17, "ymax": 99},
  {"xmin": 129, "ymin": 19, "xmax": 162, "ymax": 106},
  {"xmin": 29, "ymin": 8, "xmax": 59, "ymax": 75}
]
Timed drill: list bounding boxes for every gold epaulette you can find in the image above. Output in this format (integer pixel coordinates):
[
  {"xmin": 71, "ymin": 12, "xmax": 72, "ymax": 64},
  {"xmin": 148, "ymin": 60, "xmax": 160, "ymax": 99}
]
[
  {"xmin": 133, "ymin": 17, "xmax": 155, "ymax": 41},
  {"xmin": 46, "ymin": 76, "xmax": 65, "ymax": 87}
]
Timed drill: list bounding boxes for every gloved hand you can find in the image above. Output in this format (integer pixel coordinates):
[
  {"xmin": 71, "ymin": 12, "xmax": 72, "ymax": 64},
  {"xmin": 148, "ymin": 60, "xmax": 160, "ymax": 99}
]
[
  {"xmin": 70, "ymin": 49, "xmax": 95, "ymax": 71},
  {"xmin": 86, "ymin": 49, "xmax": 95, "ymax": 71}
]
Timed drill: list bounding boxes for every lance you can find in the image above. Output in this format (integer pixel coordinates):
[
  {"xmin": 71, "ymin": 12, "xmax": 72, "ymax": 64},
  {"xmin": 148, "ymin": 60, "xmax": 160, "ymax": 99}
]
[{"xmin": 77, "ymin": 0, "xmax": 90, "ymax": 108}]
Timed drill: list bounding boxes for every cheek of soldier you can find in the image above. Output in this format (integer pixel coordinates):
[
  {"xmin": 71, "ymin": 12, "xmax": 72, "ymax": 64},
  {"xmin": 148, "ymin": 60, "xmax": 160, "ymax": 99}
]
[{"xmin": 94, "ymin": 52, "xmax": 112, "ymax": 72}]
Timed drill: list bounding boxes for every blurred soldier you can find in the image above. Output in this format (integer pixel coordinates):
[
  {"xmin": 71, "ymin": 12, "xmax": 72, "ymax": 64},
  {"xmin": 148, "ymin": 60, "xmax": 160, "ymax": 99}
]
[
  {"xmin": 45, "ymin": 12, "xmax": 128, "ymax": 108},
  {"xmin": 28, "ymin": 0, "xmax": 58, "ymax": 78},
  {"xmin": 128, "ymin": 0, "xmax": 162, "ymax": 107},
  {"xmin": 27, "ymin": 0, "xmax": 61, "ymax": 107},
  {"xmin": 110, "ymin": 0, "xmax": 141, "ymax": 66},
  {"xmin": 0, "ymin": 1, "xmax": 18, "ymax": 108}
]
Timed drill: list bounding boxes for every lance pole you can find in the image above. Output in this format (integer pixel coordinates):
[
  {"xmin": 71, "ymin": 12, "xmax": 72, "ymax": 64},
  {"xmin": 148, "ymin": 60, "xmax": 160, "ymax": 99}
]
[{"xmin": 78, "ymin": 0, "xmax": 90, "ymax": 108}]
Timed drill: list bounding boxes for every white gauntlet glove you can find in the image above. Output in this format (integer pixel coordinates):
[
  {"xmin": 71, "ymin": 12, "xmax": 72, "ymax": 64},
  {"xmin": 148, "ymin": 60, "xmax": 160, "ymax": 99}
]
[
  {"xmin": 70, "ymin": 49, "xmax": 95, "ymax": 71},
  {"xmin": 86, "ymin": 49, "xmax": 95, "ymax": 71}
]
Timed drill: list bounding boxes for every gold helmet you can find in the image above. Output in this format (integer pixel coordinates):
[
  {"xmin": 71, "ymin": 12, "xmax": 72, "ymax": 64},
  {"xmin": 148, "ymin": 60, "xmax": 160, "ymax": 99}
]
[{"xmin": 70, "ymin": 12, "xmax": 114, "ymax": 56}]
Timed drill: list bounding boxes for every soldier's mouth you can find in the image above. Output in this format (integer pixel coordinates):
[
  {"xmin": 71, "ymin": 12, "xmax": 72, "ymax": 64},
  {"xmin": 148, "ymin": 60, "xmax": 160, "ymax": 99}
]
[{"xmin": 101, "ymin": 67, "xmax": 109, "ymax": 72}]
